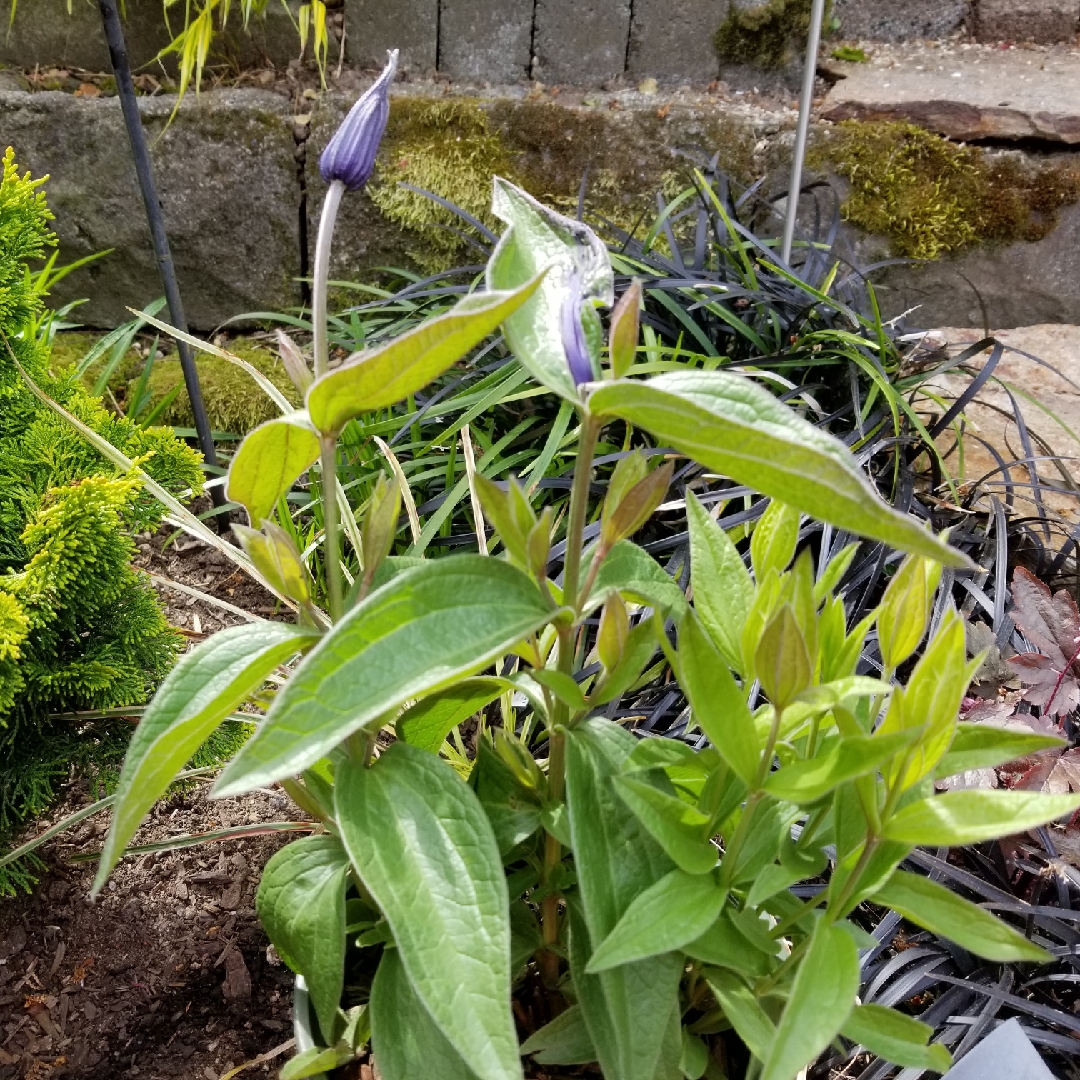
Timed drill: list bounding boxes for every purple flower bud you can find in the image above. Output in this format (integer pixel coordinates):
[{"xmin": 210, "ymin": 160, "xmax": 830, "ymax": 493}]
[
  {"xmin": 561, "ymin": 272, "xmax": 594, "ymax": 387},
  {"xmin": 319, "ymin": 50, "xmax": 398, "ymax": 190}
]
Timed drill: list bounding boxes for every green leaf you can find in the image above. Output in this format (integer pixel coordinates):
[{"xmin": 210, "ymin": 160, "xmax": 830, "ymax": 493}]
[
  {"xmin": 613, "ymin": 774, "xmax": 718, "ymax": 875},
  {"xmin": 678, "ymin": 615, "xmax": 759, "ymax": 787},
  {"xmin": 215, "ymin": 557, "xmax": 553, "ymax": 794},
  {"xmin": 588, "ymin": 373, "xmax": 971, "ymax": 568},
  {"xmin": 679, "ymin": 1029, "xmax": 710, "ymax": 1080},
  {"xmin": 935, "ymin": 722, "xmax": 1065, "ymax": 777},
  {"xmin": 872, "ymin": 870, "xmax": 1051, "ymax": 963},
  {"xmin": 281, "ymin": 1044, "xmax": 356, "ymax": 1080},
  {"xmin": 813, "ymin": 542, "xmax": 859, "ymax": 604},
  {"xmin": 587, "ymin": 869, "xmax": 726, "ymax": 972},
  {"xmin": 878, "ymin": 611, "xmax": 970, "ymax": 789},
  {"xmin": 520, "ymin": 1005, "xmax": 597, "ymax": 1065},
  {"xmin": 685, "ymin": 491, "xmax": 753, "ymax": 673},
  {"xmin": 226, "ymin": 412, "xmax": 321, "ymax": 525},
  {"xmin": 684, "ymin": 912, "xmax": 774, "ymax": 977},
  {"xmin": 473, "ymin": 739, "xmax": 543, "ymax": 856},
  {"xmin": 370, "ymin": 947, "xmax": 481, "ymax": 1080},
  {"xmin": 703, "ymin": 969, "xmax": 775, "ymax": 1063},
  {"xmin": 882, "ymin": 790, "xmax": 1080, "ymax": 847},
  {"xmin": 750, "ymin": 499, "xmax": 800, "ymax": 580},
  {"xmin": 588, "ymin": 540, "xmax": 688, "ymax": 618},
  {"xmin": 530, "ymin": 669, "xmax": 589, "ymax": 711},
  {"xmin": 93, "ymin": 622, "xmax": 316, "ymax": 894},
  {"xmin": 337, "ymin": 745, "xmax": 521, "ymax": 1080},
  {"xmin": 763, "ymin": 732, "xmax": 917, "ymax": 805},
  {"xmin": 761, "ymin": 921, "xmax": 859, "ymax": 1080},
  {"xmin": 755, "ymin": 603, "xmax": 812, "ymax": 710},
  {"xmin": 877, "ymin": 554, "xmax": 940, "ymax": 671},
  {"xmin": 397, "ymin": 677, "xmax": 511, "ymax": 753},
  {"xmin": 256, "ymin": 835, "xmax": 349, "ymax": 1043},
  {"xmin": 566, "ymin": 721, "xmax": 683, "ymax": 1080},
  {"xmin": 307, "ymin": 279, "xmax": 544, "ymax": 435},
  {"xmin": 842, "ymin": 1004, "xmax": 952, "ymax": 1073},
  {"xmin": 487, "ymin": 177, "xmax": 614, "ymax": 401}
]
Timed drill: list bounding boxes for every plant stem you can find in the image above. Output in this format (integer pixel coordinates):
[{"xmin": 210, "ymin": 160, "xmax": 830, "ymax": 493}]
[
  {"xmin": 312, "ymin": 179, "xmax": 345, "ymax": 380},
  {"xmin": 321, "ymin": 434, "xmax": 343, "ymax": 622},
  {"xmin": 312, "ymin": 181, "xmax": 346, "ymax": 621},
  {"xmin": 562, "ymin": 414, "xmax": 601, "ymax": 614},
  {"xmin": 538, "ymin": 410, "xmax": 601, "ymax": 980}
]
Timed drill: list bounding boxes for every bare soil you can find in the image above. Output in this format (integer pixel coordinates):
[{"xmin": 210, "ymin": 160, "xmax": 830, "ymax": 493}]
[{"xmin": 1, "ymin": 526, "xmax": 306, "ymax": 1080}]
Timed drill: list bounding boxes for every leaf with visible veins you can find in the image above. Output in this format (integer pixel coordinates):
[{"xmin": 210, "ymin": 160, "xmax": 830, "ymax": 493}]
[{"xmin": 1007, "ymin": 567, "xmax": 1080, "ymax": 718}]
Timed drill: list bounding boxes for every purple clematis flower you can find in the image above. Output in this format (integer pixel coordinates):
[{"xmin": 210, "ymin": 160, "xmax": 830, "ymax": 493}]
[
  {"xmin": 319, "ymin": 49, "xmax": 399, "ymax": 190},
  {"xmin": 561, "ymin": 272, "xmax": 594, "ymax": 387}
]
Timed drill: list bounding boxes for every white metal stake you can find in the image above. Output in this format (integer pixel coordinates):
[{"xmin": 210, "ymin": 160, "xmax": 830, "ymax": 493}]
[{"xmin": 781, "ymin": 0, "xmax": 828, "ymax": 266}]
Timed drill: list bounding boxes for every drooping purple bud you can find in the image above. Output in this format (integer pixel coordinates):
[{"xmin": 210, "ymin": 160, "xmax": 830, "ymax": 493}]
[
  {"xmin": 319, "ymin": 49, "xmax": 399, "ymax": 190},
  {"xmin": 561, "ymin": 272, "xmax": 594, "ymax": 387}
]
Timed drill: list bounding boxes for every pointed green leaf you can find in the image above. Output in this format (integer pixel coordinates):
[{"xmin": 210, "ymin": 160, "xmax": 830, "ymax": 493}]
[
  {"xmin": 588, "ymin": 373, "xmax": 971, "ymax": 567},
  {"xmin": 307, "ymin": 279, "xmax": 544, "ymax": 435},
  {"xmin": 750, "ymin": 499, "xmax": 800, "ymax": 581},
  {"xmin": 370, "ymin": 948, "xmax": 481, "ymax": 1080},
  {"xmin": 685, "ymin": 491, "xmax": 754, "ymax": 673},
  {"xmin": 587, "ymin": 869, "xmax": 727, "ymax": 972},
  {"xmin": 935, "ymin": 722, "xmax": 1066, "ymax": 778},
  {"xmin": 256, "ymin": 835, "xmax": 349, "ymax": 1043},
  {"xmin": 761, "ymin": 922, "xmax": 859, "ymax": 1080},
  {"xmin": 227, "ymin": 412, "xmax": 321, "ymax": 525},
  {"xmin": 397, "ymin": 677, "xmax": 512, "ymax": 753},
  {"xmin": 520, "ymin": 1005, "xmax": 597, "ymax": 1065},
  {"xmin": 685, "ymin": 912, "xmax": 775, "ymax": 977},
  {"xmin": 215, "ymin": 557, "xmax": 553, "ymax": 794},
  {"xmin": 703, "ymin": 969, "xmax": 775, "ymax": 1063},
  {"xmin": 337, "ymin": 745, "xmax": 521, "ymax": 1080},
  {"xmin": 587, "ymin": 540, "xmax": 688, "ymax": 618},
  {"xmin": 842, "ymin": 1004, "xmax": 952, "ymax": 1073},
  {"xmin": 613, "ymin": 774, "xmax": 718, "ymax": 875},
  {"xmin": 882, "ymin": 790, "xmax": 1080, "ymax": 847},
  {"xmin": 872, "ymin": 870, "xmax": 1050, "ymax": 963},
  {"xmin": 678, "ymin": 615, "xmax": 759, "ymax": 787},
  {"xmin": 93, "ymin": 622, "xmax": 316, "ymax": 894},
  {"xmin": 763, "ymin": 732, "xmax": 918, "ymax": 805},
  {"xmin": 566, "ymin": 721, "xmax": 683, "ymax": 1080},
  {"xmin": 473, "ymin": 739, "xmax": 543, "ymax": 856},
  {"xmin": 487, "ymin": 177, "xmax": 614, "ymax": 401}
]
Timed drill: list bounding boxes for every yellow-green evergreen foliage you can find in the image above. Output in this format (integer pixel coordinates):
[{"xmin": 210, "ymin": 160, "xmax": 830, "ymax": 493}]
[{"xmin": 0, "ymin": 147, "xmax": 205, "ymax": 890}]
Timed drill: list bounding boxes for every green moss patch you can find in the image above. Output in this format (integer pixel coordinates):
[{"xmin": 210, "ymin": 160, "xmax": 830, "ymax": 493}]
[
  {"xmin": 715, "ymin": 0, "xmax": 827, "ymax": 69},
  {"xmin": 819, "ymin": 121, "xmax": 1080, "ymax": 259}
]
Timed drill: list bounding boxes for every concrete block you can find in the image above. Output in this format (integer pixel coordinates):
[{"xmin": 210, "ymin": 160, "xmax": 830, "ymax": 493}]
[
  {"xmin": 830, "ymin": 0, "xmax": 967, "ymax": 41},
  {"xmin": 0, "ymin": 0, "xmax": 304, "ymax": 73},
  {"xmin": 0, "ymin": 88, "xmax": 301, "ymax": 328},
  {"xmin": 439, "ymin": 0, "xmax": 533, "ymax": 82},
  {"xmin": 345, "ymin": 0, "xmax": 438, "ymax": 74},
  {"xmin": 533, "ymin": 0, "xmax": 632, "ymax": 85},
  {"xmin": 627, "ymin": 0, "xmax": 727, "ymax": 83},
  {"xmin": 976, "ymin": 0, "xmax": 1079, "ymax": 44}
]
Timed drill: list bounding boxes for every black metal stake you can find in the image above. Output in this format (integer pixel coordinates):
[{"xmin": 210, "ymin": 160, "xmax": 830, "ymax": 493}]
[{"xmin": 96, "ymin": 0, "xmax": 229, "ymax": 529}]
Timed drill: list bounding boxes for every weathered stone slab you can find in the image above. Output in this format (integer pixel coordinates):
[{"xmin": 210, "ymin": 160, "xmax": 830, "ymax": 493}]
[
  {"xmin": 0, "ymin": 0, "xmax": 303, "ymax": 73},
  {"xmin": 344, "ymin": 0, "xmax": 437, "ymax": 74},
  {"xmin": 0, "ymin": 88, "xmax": 301, "ymax": 329},
  {"xmin": 925, "ymin": 323, "xmax": 1080, "ymax": 525},
  {"xmin": 841, "ymin": 196, "xmax": 1080, "ymax": 329},
  {"xmin": 439, "ymin": 0, "xmax": 533, "ymax": 82},
  {"xmin": 532, "ymin": 0, "xmax": 632, "ymax": 85},
  {"xmin": 976, "ymin": 0, "xmax": 1079, "ymax": 45},
  {"xmin": 830, "ymin": 0, "xmax": 967, "ymax": 42},
  {"xmin": 626, "ymin": 0, "xmax": 726, "ymax": 83},
  {"xmin": 822, "ymin": 44, "xmax": 1080, "ymax": 144}
]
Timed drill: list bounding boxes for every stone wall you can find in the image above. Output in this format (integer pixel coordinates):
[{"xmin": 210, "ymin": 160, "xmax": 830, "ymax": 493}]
[{"xmin": 2, "ymin": 1, "xmax": 1076, "ymax": 92}]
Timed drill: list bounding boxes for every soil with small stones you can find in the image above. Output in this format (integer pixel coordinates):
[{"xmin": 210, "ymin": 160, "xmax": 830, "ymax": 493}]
[{"xmin": 0, "ymin": 527, "xmax": 304, "ymax": 1080}]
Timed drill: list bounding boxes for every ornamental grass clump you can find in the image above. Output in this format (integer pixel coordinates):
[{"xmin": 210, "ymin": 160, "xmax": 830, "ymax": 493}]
[
  {"xmin": 0, "ymin": 147, "xmax": 204, "ymax": 891},
  {"xmin": 91, "ymin": 67, "xmax": 1080, "ymax": 1080}
]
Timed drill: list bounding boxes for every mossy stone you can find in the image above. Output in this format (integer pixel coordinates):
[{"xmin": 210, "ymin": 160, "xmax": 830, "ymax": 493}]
[{"xmin": 815, "ymin": 120, "xmax": 1080, "ymax": 260}]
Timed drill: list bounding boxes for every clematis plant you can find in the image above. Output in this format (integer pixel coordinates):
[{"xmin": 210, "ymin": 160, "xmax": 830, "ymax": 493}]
[{"xmin": 91, "ymin": 91, "xmax": 1080, "ymax": 1080}]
